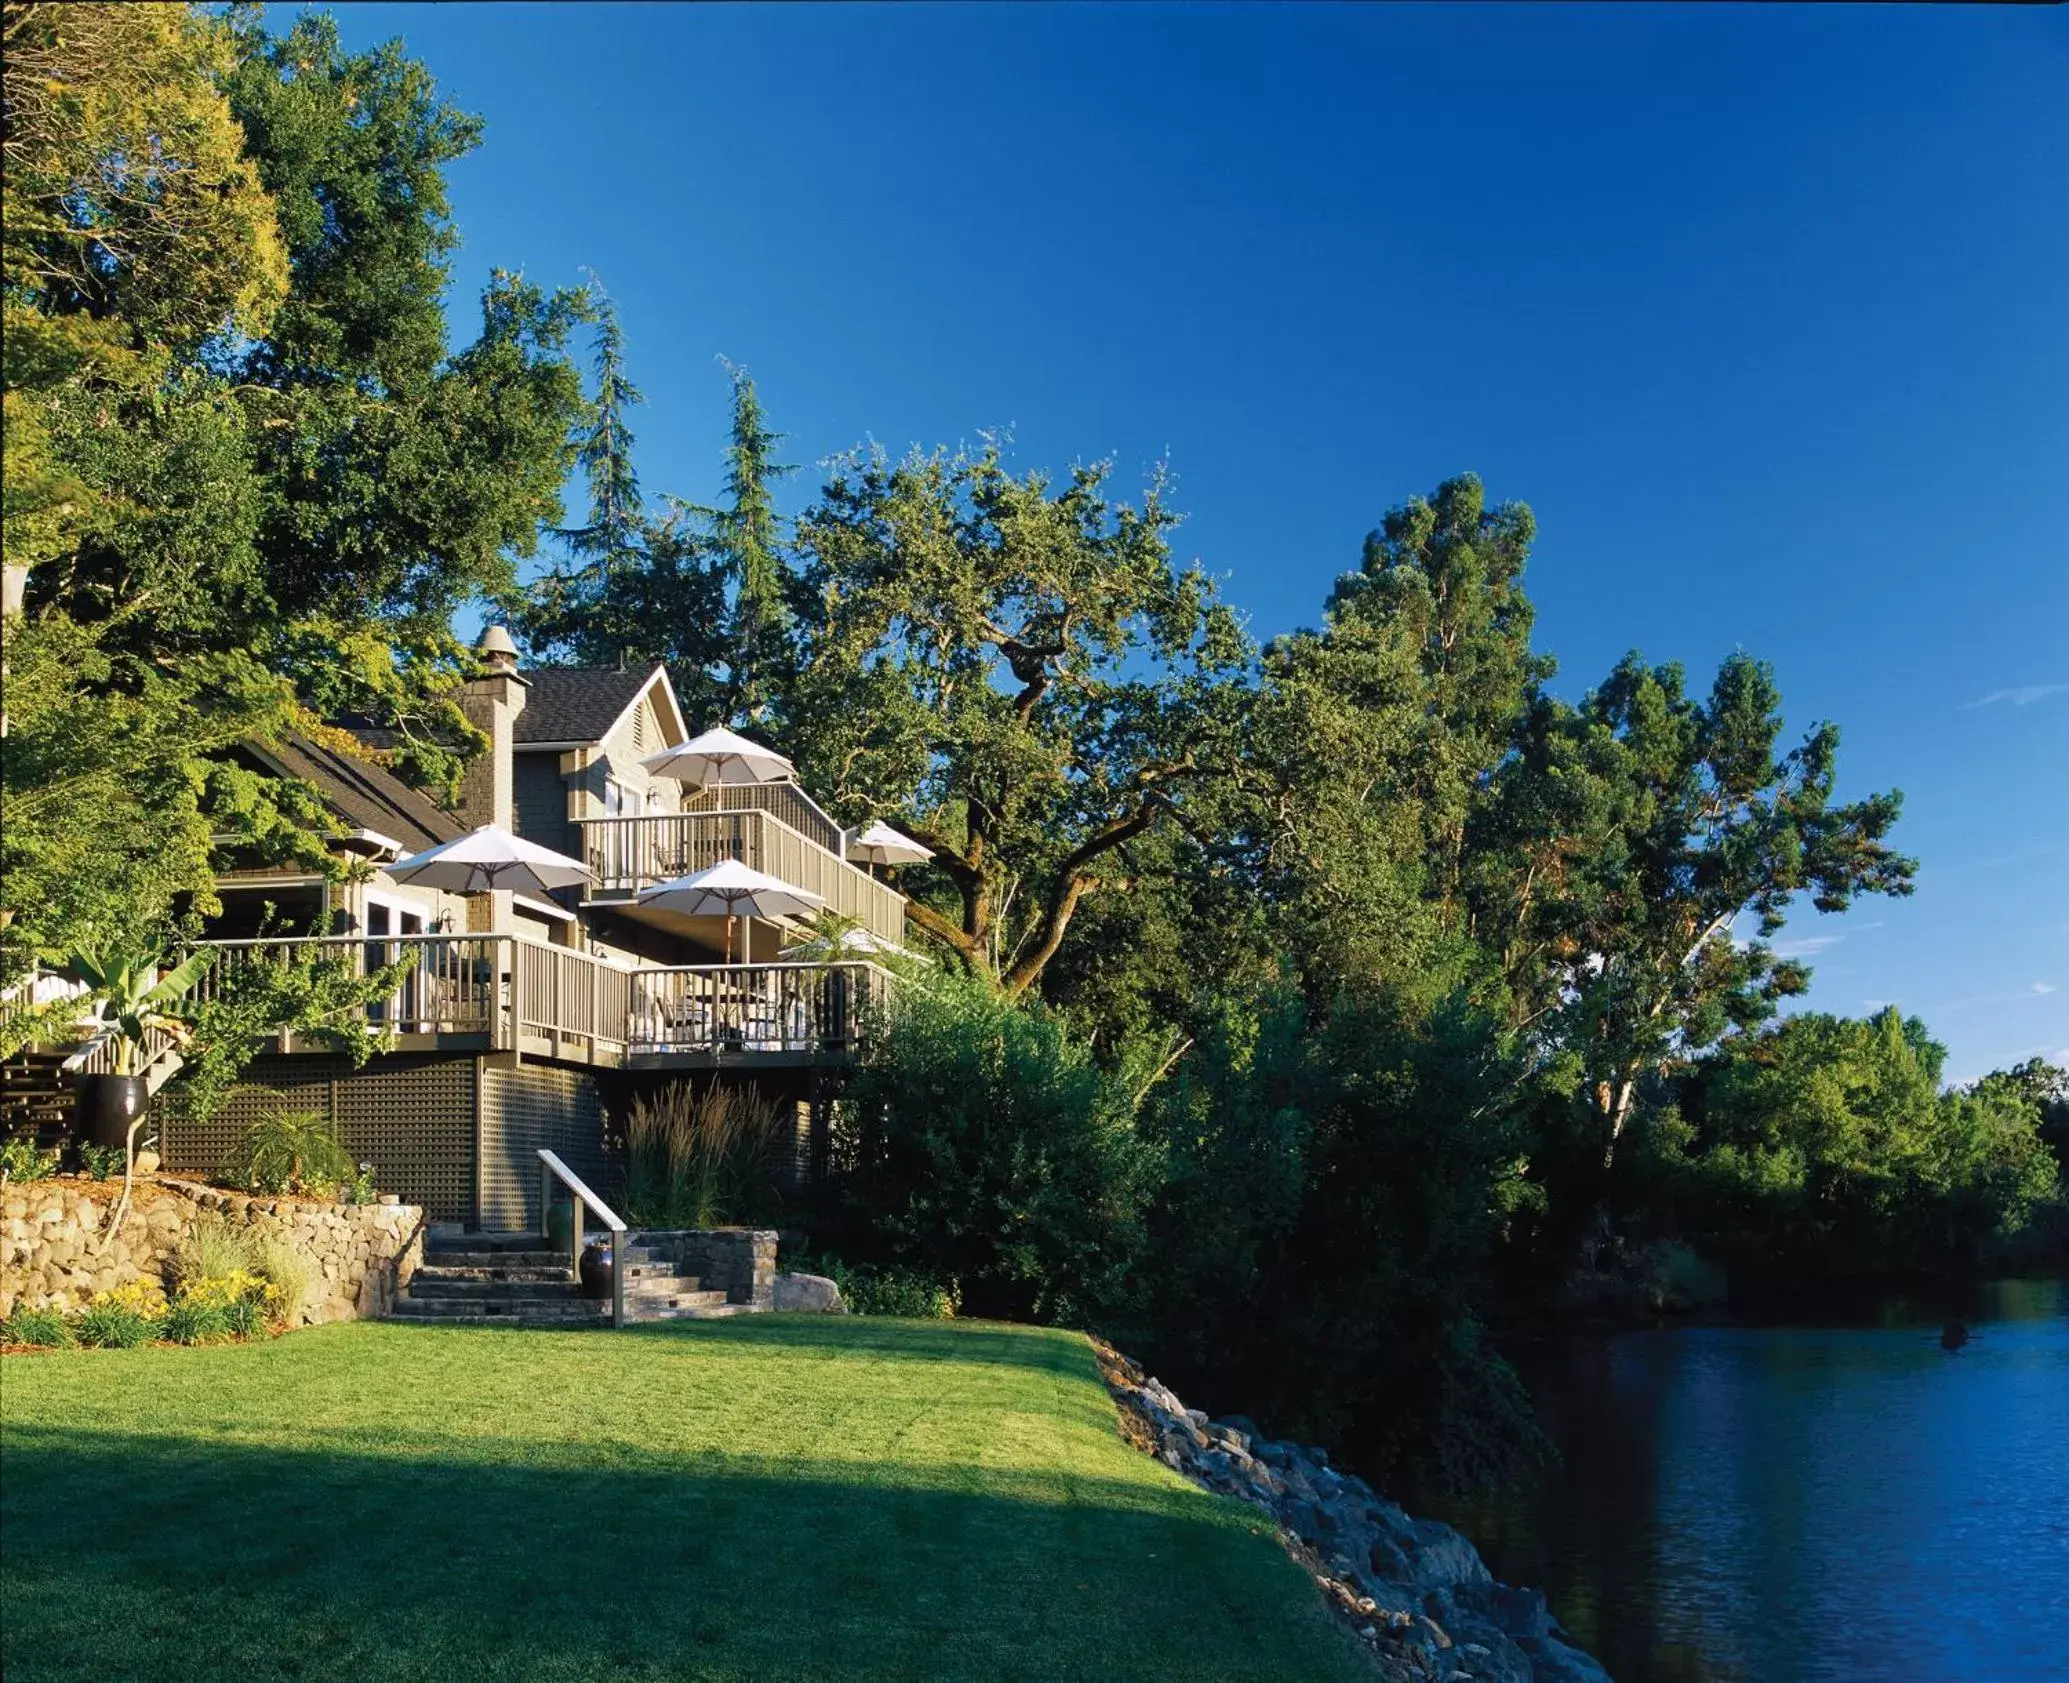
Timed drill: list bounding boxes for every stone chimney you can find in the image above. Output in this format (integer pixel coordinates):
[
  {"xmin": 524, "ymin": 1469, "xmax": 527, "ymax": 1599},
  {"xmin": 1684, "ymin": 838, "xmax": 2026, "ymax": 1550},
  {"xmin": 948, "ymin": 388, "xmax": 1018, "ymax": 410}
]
[{"xmin": 455, "ymin": 625, "xmax": 528, "ymax": 832}]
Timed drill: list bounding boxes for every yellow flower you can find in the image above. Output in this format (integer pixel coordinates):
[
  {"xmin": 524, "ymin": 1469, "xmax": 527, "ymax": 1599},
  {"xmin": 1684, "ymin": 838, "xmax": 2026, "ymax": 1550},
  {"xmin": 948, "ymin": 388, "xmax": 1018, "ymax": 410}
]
[{"xmin": 90, "ymin": 1280, "xmax": 168, "ymax": 1318}]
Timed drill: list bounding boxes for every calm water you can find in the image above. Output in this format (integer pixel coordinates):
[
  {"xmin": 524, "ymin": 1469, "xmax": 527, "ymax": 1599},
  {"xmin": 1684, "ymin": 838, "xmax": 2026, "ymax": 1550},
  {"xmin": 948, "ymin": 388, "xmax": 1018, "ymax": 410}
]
[{"xmin": 1424, "ymin": 1279, "xmax": 2069, "ymax": 1683}]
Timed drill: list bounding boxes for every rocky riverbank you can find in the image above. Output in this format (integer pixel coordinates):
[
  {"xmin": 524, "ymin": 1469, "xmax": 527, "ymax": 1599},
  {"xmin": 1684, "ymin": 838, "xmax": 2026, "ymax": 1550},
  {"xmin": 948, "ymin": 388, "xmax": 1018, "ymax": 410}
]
[{"xmin": 1095, "ymin": 1341, "xmax": 1611, "ymax": 1683}]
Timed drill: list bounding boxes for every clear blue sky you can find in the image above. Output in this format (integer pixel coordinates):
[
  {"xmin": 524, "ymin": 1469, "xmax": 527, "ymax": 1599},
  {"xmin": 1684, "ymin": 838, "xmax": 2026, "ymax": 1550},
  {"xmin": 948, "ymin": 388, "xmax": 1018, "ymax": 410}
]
[{"xmin": 330, "ymin": 3, "xmax": 2067, "ymax": 1081}]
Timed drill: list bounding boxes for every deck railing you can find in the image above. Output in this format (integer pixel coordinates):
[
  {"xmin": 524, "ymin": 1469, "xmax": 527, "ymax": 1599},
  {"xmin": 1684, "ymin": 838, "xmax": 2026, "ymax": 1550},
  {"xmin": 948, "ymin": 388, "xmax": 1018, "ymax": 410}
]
[
  {"xmin": 192, "ymin": 933, "xmax": 507, "ymax": 1037},
  {"xmin": 180, "ymin": 936, "xmax": 889, "ymax": 1065},
  {"xmin": 628, "ymin": 961, "xmax": 892, "ymax": 1057},
  {"xmin": 680, "ymin": 780, "xmax": 844, "ymax": 854},
  {"xmin": 573, "ymin": 808, "xmax": 906, "ymax": 943}
]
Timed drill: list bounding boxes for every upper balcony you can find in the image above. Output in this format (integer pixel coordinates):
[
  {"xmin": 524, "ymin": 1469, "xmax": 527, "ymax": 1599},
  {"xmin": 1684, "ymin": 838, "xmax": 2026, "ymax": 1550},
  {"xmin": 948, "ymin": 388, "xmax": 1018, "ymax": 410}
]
[{"xmin": 573, "ymin": 808, "xmax": 906, "ymax": 947}]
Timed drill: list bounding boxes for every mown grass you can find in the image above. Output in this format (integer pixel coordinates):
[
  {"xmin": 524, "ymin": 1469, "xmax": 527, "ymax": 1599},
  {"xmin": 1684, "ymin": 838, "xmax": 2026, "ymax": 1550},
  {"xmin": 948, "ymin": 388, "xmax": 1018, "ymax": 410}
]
[{"xmin": 0, "ymin": 1316, "xmax": 1371, "ymax": 1682}]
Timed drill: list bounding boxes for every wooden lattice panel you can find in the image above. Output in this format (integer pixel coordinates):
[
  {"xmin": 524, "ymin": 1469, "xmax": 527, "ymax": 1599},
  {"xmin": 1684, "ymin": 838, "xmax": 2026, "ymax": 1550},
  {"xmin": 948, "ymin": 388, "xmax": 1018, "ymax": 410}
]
[
  {"xmin": 159, "ymin": 1053, "xmax": 478, "ymax": 1224},
  {"xmin": 160, "ymin": 1056, "xmax": 340, "ymax": 1180},
  {"xmin": 333, "ymin": 1056, "xmax": 477, "ymax": 1222},
  {"xmin": 479, "ymin": 1065, "xmax": 614, "ymax": 1231}
]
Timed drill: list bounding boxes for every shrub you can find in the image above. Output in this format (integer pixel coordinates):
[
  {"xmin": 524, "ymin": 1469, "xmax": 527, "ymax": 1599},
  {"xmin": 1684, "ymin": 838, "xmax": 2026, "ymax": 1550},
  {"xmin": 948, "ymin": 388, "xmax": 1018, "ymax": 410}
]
[
  {"xmin": 165, "ymin": 1270, "xmax": 278, "ymax": 1342},
  {"xmin": 220, "ymin": 1297, "xmax": 269, "ymax": 1339},
  {"xmin": 830, "ymin": 973, "xmax": 1160, "ymax": 1323},
  {"xmin": 75, "ymin": 1286, "xmax": 162, "ymax": 1348},
  {"xmin": 0, "ymin": 1133, "xmax": 61, "ymax": 1182},
  {"xmin": 79, "ymin": 1143, "xmax": 126, "ymax": 1181},
  {"xmin": 623, "ymin": 1083, "xmax": 789, "ymax": 1229},
  {"xmin": 3, "ymin": 1306, "xmax": 75, "ymax": 1348},
  {"xmin": 801, "ymin": 1255, "xmax": 958, "ymax": 1319},
  {"xmin": 161, "ymin": 1297, "xmax": 230, "ymax": 1345},
  {"xmin": 224, "ymin": 1109, "xmax": 354, "ymax": 1197},
  {"xmin": 339, "ymin": 1161, "xmax": 378, "ymax": 1206},
  {"xmin": 249, "ymin": 1235, "xmax": 310, "ymax": 1326},
  {"xmin": 174, "ymin": 1213, "xmax": 253, "ymax": 1291}
]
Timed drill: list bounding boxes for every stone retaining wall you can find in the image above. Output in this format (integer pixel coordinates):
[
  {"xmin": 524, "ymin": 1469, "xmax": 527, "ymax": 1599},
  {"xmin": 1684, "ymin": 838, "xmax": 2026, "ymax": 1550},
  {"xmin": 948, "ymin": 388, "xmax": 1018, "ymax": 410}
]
[
  {"xmin": 1, "ymin": 1177, "xmax": 425, "ymax": 1326},
  {"xmin": 632, "ymin": 1227, "xmax": 778, "ymax": 1308}
]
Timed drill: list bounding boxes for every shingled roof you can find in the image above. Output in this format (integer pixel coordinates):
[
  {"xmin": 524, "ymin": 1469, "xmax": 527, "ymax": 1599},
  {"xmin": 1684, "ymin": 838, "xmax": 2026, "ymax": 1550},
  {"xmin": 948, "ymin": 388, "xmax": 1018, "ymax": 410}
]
[
  {"xmin": 515, "ymin": 664, "xmax": 675, "ymax": 747},
  {"xmin": 259, "ymin": 734, "xmax": 465, "ymax": 855}
]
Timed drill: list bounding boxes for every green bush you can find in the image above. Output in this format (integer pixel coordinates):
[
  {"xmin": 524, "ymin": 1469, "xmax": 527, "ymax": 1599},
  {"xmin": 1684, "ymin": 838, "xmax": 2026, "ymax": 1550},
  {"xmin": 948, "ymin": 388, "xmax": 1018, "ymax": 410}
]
[
  {"xmin": 0, "ymin": 1133, "xmax": 61, "ymax": 1182},
  {"xmin": 829, "ymin": 973, "xmax": 1159, "ymax": 1324},
  {"xmin": 161, "ymin": 1297, "xmax": 231, "ymax": 1345},
  {"xmin": 78, "ymin": 1143, "xmax": 126, "ymax": 1181},
  {"xmin": 2, "ymin": 1307, "xmax": 75, "ymax": 1347},
  {"xmin": 224, "ymin": 1109, "xmax": 353, "ymax": 1197},
  {"xmin": 798, "ymin": 1254, "xmax": 958, "ymax": 1319},
  {"xmin": 74, "ymin": 1302, "xmax": 159, "ymax": 1349},
  {"xmin": 220, "ymin": 1297, "xmax": 269, "ymax": 1340}
]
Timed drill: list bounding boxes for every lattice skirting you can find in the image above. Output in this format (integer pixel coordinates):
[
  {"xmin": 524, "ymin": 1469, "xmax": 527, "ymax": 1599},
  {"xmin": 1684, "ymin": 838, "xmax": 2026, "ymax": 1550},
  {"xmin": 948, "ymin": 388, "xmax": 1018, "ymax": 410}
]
[
  {"xmin": 160, "ymin": 1054, "xmax": 479, "ymax": 1222},
  {"xmin": 478, "ymin": 1064, "xmax": 617, "ymax": 1231},
  {"xmin": 163, "ymin": 1055, "xmax": 616, "ymax": 1228}
]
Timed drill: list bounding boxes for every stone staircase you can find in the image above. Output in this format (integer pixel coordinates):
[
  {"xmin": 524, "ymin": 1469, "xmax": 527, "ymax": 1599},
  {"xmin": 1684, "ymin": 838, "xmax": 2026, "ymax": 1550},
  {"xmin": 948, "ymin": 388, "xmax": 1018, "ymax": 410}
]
[{"xmin": 391, "ymin": 1228, "xmax": 760, "ymax": 1327}]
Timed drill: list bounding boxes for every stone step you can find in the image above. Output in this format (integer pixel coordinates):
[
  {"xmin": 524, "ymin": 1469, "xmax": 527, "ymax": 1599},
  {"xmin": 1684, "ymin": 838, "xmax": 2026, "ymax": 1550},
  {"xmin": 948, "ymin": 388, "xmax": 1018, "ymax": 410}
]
[
  {"xmin": 406, "ymin": 1277, "xmax": 588, "ymax": 1301},
  {"xmin": 626, "ymin": 1288, "xmax": 729, "ymax": 1310},
  {"xmin": 412, "ymin": 1264, "xmax": 575, "ymax": 1283},
  {"xmin": 638, "ymin": 1302, "xmax": 757, "ymax": 1320},
  {"xmin": 422, "ymin": 1250, "xmax": 571, "ymax": 1270},
  {"xmin": 392, "ymin": 1294, "xmax": 607, "ymax": 1319}
]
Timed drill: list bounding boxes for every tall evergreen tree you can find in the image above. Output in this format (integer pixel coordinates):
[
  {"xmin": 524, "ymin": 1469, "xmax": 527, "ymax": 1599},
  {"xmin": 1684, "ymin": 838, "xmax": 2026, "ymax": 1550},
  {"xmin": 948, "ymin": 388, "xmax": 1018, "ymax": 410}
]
[
  {"xmin": 515, "ymin": 285, "xmax": 654, "ymax": 665},
  {"xmin": 713, "ymin": 366, "xmax": 795, "ymax": 721}
]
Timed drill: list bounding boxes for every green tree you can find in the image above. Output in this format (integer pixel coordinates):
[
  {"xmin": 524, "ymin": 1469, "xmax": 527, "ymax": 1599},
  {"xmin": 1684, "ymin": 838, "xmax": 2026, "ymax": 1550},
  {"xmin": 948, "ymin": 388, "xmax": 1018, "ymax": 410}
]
[
  {"xmin": 1671, "ymin": 1011, "xmax": 2058, "ymax": 1277},
  {"xmin": 787, "ymin": 444, "xmax": 1248, "ymax": 996},
  {"xmin": 713, "ymin": 365, "xmax": 796, "ymax": 721},
  {"xmin": 1485, "ymin": 652, "xmax": 1915, "ymax": 1169}
]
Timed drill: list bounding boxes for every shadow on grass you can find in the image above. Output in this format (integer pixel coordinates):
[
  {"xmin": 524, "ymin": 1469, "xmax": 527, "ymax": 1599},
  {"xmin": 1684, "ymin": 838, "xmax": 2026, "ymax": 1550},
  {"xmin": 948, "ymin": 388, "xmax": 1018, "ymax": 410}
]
[{"xmin": 1, "ymin": 1423, "xmax": 1367, "ymax": 1683}]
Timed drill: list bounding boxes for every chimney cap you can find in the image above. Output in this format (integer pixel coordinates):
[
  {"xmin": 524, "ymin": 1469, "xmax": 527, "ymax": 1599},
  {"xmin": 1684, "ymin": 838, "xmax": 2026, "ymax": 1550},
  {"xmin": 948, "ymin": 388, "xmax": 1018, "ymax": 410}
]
[{"xmin": 477, "ymin": 624, "xmax": 520, "ymax": 668}]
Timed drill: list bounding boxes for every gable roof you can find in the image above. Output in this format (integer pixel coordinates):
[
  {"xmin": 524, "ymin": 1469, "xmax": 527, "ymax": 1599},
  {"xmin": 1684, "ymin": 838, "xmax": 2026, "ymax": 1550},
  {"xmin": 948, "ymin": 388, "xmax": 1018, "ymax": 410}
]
[
  {"xmin": 514, "ymin": 664, "xmax": 688, "ymax": 749},
  {"xmin": 254, "ymin": 735, "xmax": 466, "ymax": 855}
]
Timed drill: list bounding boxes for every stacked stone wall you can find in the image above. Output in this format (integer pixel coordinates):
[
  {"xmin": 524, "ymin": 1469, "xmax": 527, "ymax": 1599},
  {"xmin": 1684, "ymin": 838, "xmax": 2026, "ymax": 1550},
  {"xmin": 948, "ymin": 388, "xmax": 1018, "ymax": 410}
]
[{"xmin": 1, "ymin": 1177, "xmax": 423, "ymax": 1325}]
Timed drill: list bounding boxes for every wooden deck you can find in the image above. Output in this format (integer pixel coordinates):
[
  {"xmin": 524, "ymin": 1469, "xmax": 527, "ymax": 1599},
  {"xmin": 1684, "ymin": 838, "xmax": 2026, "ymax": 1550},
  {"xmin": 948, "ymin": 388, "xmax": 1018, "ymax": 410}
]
[{"xmin": 190, "ymin": 935, "xmax": 893, "ymax": 1071}]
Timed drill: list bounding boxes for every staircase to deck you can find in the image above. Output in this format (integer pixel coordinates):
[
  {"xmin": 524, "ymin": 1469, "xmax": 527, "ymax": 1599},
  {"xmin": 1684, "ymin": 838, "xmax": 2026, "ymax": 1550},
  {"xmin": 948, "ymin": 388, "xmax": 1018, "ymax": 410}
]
[
  {"xmin": 0, "ymin": 1050, "xmax": 73, "ymax": 1144},
  {"xmin": 392, "ymin": 1229, "xmax": 759, "ymax": 1327}
]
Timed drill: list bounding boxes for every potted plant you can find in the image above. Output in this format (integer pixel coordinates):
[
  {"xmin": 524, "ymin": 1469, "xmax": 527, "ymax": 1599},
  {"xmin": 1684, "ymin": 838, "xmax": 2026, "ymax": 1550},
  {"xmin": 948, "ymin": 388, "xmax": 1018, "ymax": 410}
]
[{"xmin": 67, "ymin": 941, "xmax": 213, "ymax": 1150}]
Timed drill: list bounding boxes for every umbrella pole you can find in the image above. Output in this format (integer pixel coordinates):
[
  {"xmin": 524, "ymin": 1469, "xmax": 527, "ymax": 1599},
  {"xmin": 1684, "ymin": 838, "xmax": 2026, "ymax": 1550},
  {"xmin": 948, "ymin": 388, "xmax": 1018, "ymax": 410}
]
[{"xmin": 726, "ymin": 910, "xmax": 735, "ymax": 965}]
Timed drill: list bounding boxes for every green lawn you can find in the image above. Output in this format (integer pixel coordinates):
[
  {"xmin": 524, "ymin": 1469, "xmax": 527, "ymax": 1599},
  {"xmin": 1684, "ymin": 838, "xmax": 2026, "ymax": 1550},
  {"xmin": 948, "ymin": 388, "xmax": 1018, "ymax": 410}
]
[{"xmin": 1, "ymin": 1317, "xmax": 1372, "ymax": 1682}]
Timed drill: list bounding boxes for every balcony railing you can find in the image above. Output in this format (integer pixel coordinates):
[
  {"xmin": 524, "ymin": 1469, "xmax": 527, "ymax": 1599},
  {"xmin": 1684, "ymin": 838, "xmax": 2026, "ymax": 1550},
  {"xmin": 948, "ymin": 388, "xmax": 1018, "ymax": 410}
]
[
  {"xmin": 680, "ymin": 780, "xmax": 844, "ymax": 854},
  {"xmin": 180, "ymin": 936, "xmax": 888, "ymax": 1067},
  {"xmin": 573, "ymin": 808, "xmax": 906, "ymax": 944},
  {"xmin": 628, "ymin": 961, "xmax": 892, "ymax": 1058}
]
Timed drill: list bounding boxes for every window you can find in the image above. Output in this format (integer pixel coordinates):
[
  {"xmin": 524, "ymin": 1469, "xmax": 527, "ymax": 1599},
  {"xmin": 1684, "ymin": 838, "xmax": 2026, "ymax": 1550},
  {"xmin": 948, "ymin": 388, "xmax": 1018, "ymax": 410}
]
[{"xmin": 604, "ymin": 778, "xmax": 645, "ymax": 819}]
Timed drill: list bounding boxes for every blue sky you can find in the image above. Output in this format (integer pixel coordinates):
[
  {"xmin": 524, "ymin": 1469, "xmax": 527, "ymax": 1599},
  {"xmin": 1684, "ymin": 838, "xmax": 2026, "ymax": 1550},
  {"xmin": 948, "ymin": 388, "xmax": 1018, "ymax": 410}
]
[{"xmin": 329, "ymin": 3, "xmax": 2067, "ymax": 1080}]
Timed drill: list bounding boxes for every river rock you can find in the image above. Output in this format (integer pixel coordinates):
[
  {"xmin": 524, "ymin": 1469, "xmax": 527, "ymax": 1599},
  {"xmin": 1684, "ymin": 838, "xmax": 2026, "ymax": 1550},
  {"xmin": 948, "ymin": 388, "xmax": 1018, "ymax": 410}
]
[{"xmin": 1089, "ymin": 1335, "xmax": 1605, "ymax": 1683}]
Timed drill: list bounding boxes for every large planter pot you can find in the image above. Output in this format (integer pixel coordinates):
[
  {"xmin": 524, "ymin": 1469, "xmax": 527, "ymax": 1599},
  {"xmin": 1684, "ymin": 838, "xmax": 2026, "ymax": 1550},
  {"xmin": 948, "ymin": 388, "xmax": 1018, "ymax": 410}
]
[
  {"xmin": 76, "ymin": 1074, "xmax": 146, "ymax": 1150},
  {"xmin": 579, "ymin": 1240, "xmax": 614, "ymax": 1301}
]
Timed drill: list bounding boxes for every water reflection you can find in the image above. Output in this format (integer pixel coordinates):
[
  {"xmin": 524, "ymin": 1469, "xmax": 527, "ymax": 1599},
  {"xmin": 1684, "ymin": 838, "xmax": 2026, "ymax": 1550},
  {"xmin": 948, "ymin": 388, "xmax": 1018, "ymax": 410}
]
[{"xmin": 1422, "ymin": 1278, "xmax": 2069, "ymax": 1683}]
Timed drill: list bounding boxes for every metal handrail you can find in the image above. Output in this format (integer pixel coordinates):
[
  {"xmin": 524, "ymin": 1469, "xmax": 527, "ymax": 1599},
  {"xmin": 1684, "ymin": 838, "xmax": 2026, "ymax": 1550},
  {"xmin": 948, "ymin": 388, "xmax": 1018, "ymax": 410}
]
[{"xmin": 537, "ymin": 1148, "xmax": 627, "ymax": 1330}]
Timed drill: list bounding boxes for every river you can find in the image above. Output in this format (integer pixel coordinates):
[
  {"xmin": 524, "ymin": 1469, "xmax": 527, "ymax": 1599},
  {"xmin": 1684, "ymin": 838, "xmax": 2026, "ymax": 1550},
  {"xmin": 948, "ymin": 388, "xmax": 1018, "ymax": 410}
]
[{"xmin": 1422, "ymin": 1278, "xmax": 2069, "ymax": 1683}]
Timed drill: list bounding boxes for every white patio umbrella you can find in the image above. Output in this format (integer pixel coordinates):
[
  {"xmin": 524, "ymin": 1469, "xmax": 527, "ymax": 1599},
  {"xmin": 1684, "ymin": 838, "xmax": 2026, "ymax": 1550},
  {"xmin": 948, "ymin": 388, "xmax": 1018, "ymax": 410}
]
[
  {"xmin": 642, "ymin": 726, "xmax": 794, "ymax": 789},
  {"xmin": 636, "ymin": 858, "xmax": 824, "ymax": 963},
  {"xmin": 846, "ymin": 820, "xmax": 934, "ymax": 870},
  {"xmin": 386, "ymin": 824, "xmax": 592, "ymax": 898}
]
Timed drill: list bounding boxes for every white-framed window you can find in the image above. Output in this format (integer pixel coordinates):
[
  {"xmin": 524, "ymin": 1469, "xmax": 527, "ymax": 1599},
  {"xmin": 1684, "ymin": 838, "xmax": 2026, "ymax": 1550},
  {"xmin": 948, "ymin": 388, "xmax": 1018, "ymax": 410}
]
[{"xmin": 604, "ymin": 778, "xmax": 646, "ymax": 819}]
